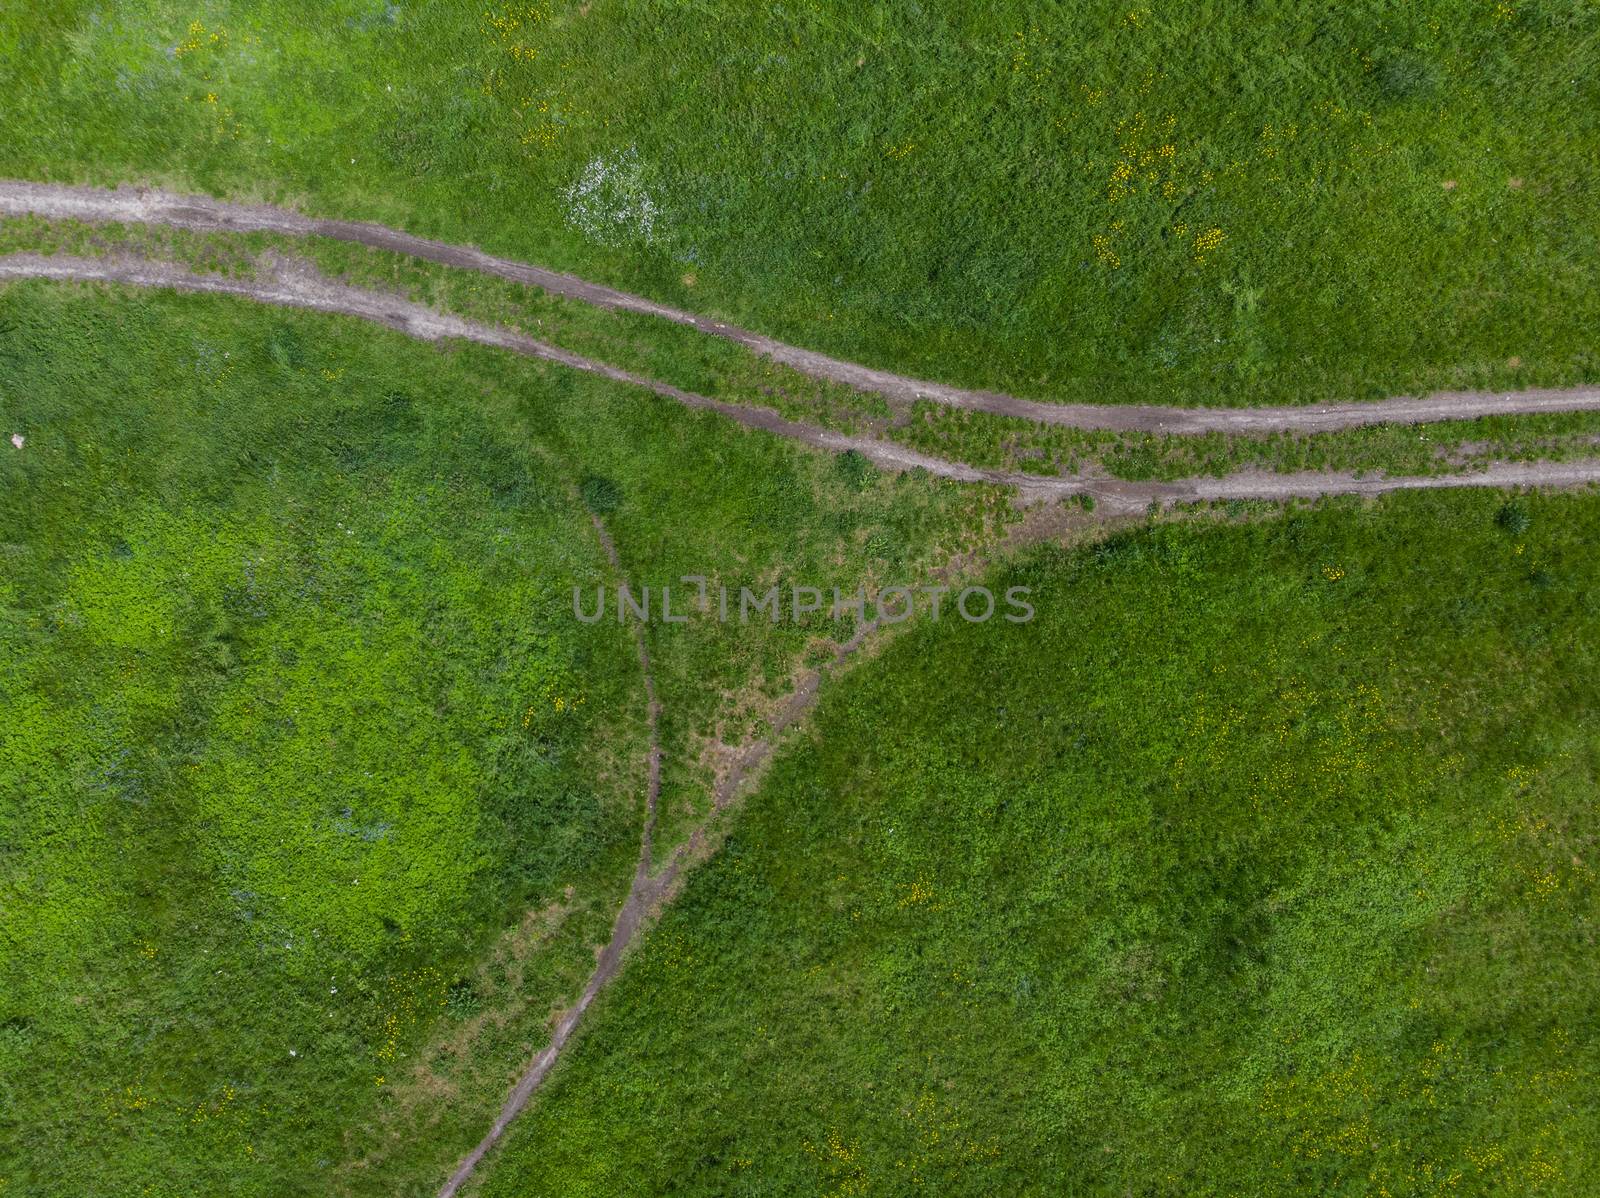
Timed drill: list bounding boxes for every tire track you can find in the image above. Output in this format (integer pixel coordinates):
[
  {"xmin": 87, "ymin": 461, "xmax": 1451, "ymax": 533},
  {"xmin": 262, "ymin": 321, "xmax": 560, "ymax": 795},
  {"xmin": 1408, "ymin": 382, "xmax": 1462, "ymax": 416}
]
[
  {"xmin": 5, "ymin": 252, "xmax": 1600, "ymax": 513},
  {"xmin": 3, "ymin": 180, "xmax": 1598, "ymax": 434},
  {"xmin": 436, "ymin": 523, "xmax": 881, "ymax": 1196},
  {"xmin": 437, "ymin": 514, "xmax": 661, "ymax": 1198}
]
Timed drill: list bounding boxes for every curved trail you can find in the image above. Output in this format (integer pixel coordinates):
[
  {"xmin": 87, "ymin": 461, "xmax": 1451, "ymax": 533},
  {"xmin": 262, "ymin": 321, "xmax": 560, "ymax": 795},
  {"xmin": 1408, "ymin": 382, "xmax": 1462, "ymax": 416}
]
[
  {"xmin": 438, "ymin": 515, "xmax": 662, "ymax": 1198},
  {"xmin": 5, "ymin": 252, "xmax": 1600, "ymax": 514},
  {"xmin": 437, "ymin": 530, "xmax": 880, "ymax": 1196},
  {"xmin": 4, "ymin": 180, "xmax": 1599, "ymax": 434}
]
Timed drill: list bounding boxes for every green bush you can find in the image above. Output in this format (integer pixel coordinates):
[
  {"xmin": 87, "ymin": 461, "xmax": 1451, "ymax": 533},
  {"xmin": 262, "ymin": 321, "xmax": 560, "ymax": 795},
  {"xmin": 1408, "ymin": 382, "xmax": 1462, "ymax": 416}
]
[
  {"xmin": 1497, "ymin": 500, "xmax": 1532, "ymax": 535},
  {"xmin": 580, "ymin": 472, "xmax": 623, "ymax": 514}
]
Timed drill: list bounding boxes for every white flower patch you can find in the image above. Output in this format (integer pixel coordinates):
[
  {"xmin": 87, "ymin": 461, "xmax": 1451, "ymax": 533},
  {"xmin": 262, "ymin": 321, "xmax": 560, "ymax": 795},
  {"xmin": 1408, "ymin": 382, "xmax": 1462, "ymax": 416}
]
[{"xmin": 562, "ymin": 148, "xmax": 662, "ymax": 247}]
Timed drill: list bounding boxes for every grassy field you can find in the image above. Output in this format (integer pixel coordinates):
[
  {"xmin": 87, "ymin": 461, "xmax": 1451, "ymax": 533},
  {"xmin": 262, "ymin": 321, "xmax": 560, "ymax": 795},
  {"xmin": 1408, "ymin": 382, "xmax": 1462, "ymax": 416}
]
[
  {"xmin": 0, "ymin": 281, "xmax": 999, "ymax": 1196},
  {"xmin": 6, "ymin": 4, "xmax": 1600, "ymax": 1195},
  {"xmin": 0, "ymin": 214, "xmax": 899, "ymax": 441},
  {"xmin": 476, "ymin": 490, "xmax": 1600, "ymax": 1196},
  {"xmin": 3, "ymin": 1, "xmax": 1597, "ymax": 408}
]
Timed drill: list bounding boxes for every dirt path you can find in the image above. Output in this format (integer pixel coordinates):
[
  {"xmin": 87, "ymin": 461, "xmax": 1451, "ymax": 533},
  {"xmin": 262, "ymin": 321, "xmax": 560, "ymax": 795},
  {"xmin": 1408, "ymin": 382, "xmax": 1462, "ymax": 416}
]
[
  {"xmin": 6, "ymin": 252, "xmax": 1600, "ymax": 514},
  {"xmin": 3, "ymin": 180, "xmax": 1598, "ymax": 434},
  {"xmin": 436, "ymin": 514, "xmax": 662, "ymax": 1198},
  {"xmin": 436, "ymin": 521, "xmax": 881, "ymax": 1195}
]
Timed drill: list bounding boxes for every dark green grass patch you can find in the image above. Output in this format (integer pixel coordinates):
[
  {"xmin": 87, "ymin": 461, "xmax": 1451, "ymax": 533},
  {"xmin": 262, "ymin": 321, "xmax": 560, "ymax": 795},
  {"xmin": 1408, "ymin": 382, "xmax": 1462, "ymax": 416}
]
[{"xmin": 481, "ymin": 489, "xmax": 1600, "ymax": 1196}]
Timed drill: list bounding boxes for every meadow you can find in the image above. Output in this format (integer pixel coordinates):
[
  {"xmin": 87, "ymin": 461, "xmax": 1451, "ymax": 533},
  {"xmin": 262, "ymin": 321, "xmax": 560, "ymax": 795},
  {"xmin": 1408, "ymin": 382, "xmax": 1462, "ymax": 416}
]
[
  {"xmin": 0, "ymin": 281, "xmax": 997, "ymax": 1195},
  {"xmin": 4, "ymin": 3, "xmax": 1599, "ymax": 1194},
  {"xmin": 479, "ymin": 489, "xmax": 1600, "ymax": 1196},
  {"xmin": 2, "ymin": 1, "xmax": 1597, "ymax": 408}
]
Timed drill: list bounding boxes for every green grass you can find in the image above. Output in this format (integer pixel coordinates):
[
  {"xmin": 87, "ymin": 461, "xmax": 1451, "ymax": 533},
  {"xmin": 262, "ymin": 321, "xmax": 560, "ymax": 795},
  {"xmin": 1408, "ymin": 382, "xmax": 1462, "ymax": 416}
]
[
  {"xmin": 3, "ymin": 2, "xmax": 1597, "ymax": 408},
  {"xmin": 6, "ymin": 6, "xmax": 1600, "ymax": 1194},
  {"xmin": 477, "ymin": 490, "xmax": 1600, "ymax": 1196},
  {"xmin": 0, "ymin": 281, "xmax": 999, "ymax": 1196}
]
